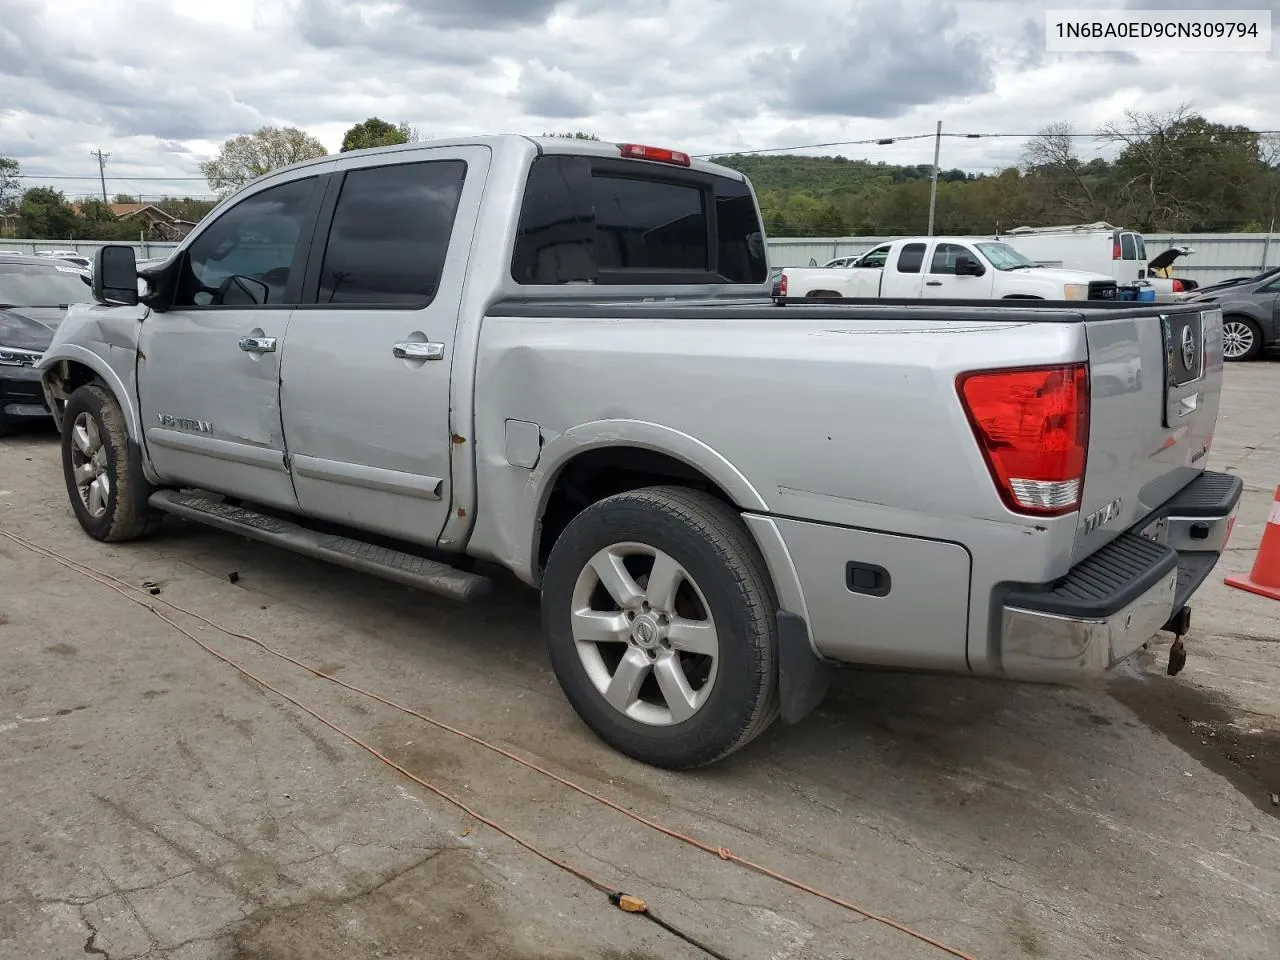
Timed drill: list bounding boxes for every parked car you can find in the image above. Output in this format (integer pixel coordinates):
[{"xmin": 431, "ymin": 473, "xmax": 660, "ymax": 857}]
[
  {"xmin": 0, "ymin": 255, "xmax": 96, "ymax": 435},
  {"xmin": 1182, "ymin": 265, "xmax": 1280, "ymax": 361},
  {"xmin": 39, "ymin": 134, "xmax": 1238, "ymax": 769},
  {"xmin": 777, "ymin": 237, "xmax": 1118, "ymax": 301},
  {"xmin": 36, "ymin": 250, "xmax": 93, "ymax": 271}
]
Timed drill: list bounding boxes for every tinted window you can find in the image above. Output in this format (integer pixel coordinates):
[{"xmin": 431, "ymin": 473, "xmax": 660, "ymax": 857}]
[
  {"xmin": 1121, "ymin": 233, "xmax": 1137, "ymax": 260},
  {"xmin": 896, "ymin": 243, "xmax": 926, "ymax": 273},
  {"xmin": 317, "ymin": 160, "xmax": 466, "ymax": 305},
  {"xmin": 593, "ymin": 175, "xmax": 707, "ymax": 272},
  {"xmin": 929, "ymin": 243, "xmax": 971, "ymax": 274},
  {"xmin": 511, "ymin": 156, "xmax": 766, "ymax": 285},
  {"xmin": 712, "ymin": 178, "xmax": 768, "ymax": 283},
  {"xmin": 177, "ymin": 177, "xmax": 317, "ymax": 307}
]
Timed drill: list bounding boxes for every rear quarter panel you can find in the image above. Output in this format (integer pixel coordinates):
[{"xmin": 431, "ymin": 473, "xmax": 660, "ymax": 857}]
[{"xmin": 466, "ymin": 307, "xmax": 1092, "ymax": 673}]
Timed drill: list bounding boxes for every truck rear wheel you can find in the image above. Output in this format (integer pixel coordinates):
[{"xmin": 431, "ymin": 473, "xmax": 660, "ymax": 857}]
[
  {"xmin": 541, "ymin": 486, "xmax": 779, "ymax": 769},
  {"xmin": 60, "ymin": 383, "xmax": 160, "ymax": 542}
]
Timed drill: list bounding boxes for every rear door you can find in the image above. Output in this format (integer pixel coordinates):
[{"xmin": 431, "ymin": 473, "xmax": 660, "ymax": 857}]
[
  {"xmin": 278, "ymin": 145, "xmax": 490, "ymax": 547},
  {"xmin": 920, "ymin": 242, "xmax": 995, "ymax": 298},
  {"xmin": 877, "ymin": 241, "xmax": 927, "ymax": 297}
]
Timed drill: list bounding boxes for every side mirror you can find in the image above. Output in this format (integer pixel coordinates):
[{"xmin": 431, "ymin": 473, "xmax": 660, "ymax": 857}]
[
  {"xmin": 955, "ymin": 255, "xmax": 985, "ymax": 277},
  {"xmin": 216, "ymin": 275, "xmax": 269, "ymax": 306},
  {"xmin": 92, "ymin": 246, "xmax": 139, "ymax": 306}
]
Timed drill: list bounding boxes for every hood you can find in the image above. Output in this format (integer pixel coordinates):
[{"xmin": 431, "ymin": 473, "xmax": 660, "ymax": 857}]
[
  {"xmin": 1148, "ymin": 246, "xmax": 1194, "ymax": 271},
  {"xmin": 0, "ymin": 305, "xmax": 67, "ymax": 352}
]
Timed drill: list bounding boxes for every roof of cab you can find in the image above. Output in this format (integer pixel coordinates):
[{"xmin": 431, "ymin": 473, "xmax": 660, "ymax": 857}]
[{"xmin": 259, "ymin": 133, "xmax": 747, "ymax": 185}]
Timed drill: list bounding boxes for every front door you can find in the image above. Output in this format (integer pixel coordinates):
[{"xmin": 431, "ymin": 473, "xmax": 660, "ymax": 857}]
[
  {"xmin": 920, "ymin": 242, "xmax": 995, "ymax": 299},
  {"xmin": 137, "ymin": 172, "xmax": 329, "ymax": 510},
  {"xmin": 279, "ymin": 146, "xmax": 490, "ymax": 547}
]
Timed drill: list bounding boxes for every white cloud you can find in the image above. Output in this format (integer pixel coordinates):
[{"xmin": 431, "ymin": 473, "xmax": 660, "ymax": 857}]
[{"xmin": 0, "ymin": 0, "xmax": 1274, "ymax": 199}]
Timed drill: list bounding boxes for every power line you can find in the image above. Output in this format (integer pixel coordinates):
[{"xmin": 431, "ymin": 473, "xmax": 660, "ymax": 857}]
[{"xmin": 698, "ymin": 128, "xmax": 1280, "ymax": 158}]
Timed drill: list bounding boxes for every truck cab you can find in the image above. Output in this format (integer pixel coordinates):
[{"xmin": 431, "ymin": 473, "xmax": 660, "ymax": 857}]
[{"xmin": 778, "ymin": 237, "xmax": 1117, "ymax": 302}]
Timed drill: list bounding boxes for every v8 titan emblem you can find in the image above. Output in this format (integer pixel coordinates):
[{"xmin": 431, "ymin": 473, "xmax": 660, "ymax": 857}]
[
  {"xmin": 157, "ymin": 413, "xmax": 213, "ymax": 433},
  {"xmin": 1180, "ymin": 325, "xmax": 1197, "ymax": 372},
  {"xmin": 1082, "ymin": 496, "xmax": 1123, "ymax": 535}
]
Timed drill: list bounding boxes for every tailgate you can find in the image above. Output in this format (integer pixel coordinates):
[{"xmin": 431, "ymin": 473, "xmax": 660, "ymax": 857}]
[{"xmin": 1071, "ymin": 306, "xmax": 1224, "ymax": 561}]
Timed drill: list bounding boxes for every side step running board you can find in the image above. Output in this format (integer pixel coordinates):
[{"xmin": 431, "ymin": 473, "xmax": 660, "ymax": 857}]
[{"xmin": 148, "ymin": 490, "xmax": 493, "ymax": 602}]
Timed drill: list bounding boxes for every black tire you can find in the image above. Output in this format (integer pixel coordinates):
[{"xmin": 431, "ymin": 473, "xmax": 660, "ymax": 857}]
[
  {"xmin": 60, "ymin": 383, "xmax": 160, "ymax": 542},
  {"xmin": 1222, "ymin": 315, "xmax": 1263, "ymax": 362},
  {"xmin": 541, "ymin": 485, "xmax": 779, "ymax": 769}
]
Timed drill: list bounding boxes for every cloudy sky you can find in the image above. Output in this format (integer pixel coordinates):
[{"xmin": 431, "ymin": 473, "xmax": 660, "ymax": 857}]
[{"xmin": 0, "ymin": 0, "xmax": 1275, "ymax": 200}]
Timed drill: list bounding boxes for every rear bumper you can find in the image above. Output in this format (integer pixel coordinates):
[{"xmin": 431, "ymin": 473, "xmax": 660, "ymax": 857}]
[{"xmin": 997, "ymin": 470, "xmax": 1242, "ymax": 680}]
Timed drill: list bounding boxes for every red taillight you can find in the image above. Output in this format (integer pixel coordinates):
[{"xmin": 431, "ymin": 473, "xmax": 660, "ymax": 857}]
[
  {"xmin": 956, "ymin": 363, "xmax": 1090, "ymax": 516},
  {"xmin": 1171, "ymin": 279, "xmax": 1184, "ymax": 292},
  {"xmin": 1113, "ymin": 239, "xmax": 1122, "ymax": 259},
  {"xmin": 778, "ymin": 273, "xmax": 788, "ymax": 296},
  {"xmin": 618, "ymin": 143, "xmax": 692, "ymax": 166}
]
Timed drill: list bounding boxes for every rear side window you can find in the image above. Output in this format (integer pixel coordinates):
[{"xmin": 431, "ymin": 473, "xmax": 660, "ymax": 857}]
[
  {"xmin": 511, "ymin": 155, "xmax": 767, "ymax": 285},
  {"xmin": 316, "ymin": 160, "xmax": 466, "ymax": 306},
  {"xmin": 1120, "ymin": 233, "xmax": 1137, "ymax": 260},
  {"xmin": 896, "ymin": 243, "xmax": 926, "ymax": 273}
]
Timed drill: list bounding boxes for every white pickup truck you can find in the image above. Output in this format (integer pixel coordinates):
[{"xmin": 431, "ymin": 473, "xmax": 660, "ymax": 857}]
[
  {"xmin": 777, "ymin": 236, "xmax": 1119, "ymax": 302},
  {"xmin": 38, "ymin": 135, "xmax": 1238, "ymax": 770}
]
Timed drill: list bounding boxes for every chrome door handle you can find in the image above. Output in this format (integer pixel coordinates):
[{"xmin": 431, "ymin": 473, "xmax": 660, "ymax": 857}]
[
  {"xmin": 925, "ymin": 280, "xmax": 943, "ymax": 287},
  {"xmin": 239, "ymin": 336, "xmax": 277, "ymax": 353},
  {"xmin": 393, "ymin": 341, "xmax": 445, "ymax": 361}
]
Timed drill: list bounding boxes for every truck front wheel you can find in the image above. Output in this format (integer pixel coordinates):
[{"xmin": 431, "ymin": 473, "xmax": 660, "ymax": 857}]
[
  {"xmin": 60, "ymin": 383, "xmax": 159, "ymax": 542},
  {"xmin": 541, "ymin": 486, "xmax": 779, "ymax": 769}
]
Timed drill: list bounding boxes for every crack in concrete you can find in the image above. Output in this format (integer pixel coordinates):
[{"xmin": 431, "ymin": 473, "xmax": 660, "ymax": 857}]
[{"xmin": 81, "ymin": 916, "xmax": 110, "ymax": 959}]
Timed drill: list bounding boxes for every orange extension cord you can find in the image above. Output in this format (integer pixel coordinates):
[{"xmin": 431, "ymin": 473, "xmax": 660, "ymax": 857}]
[{"xmin": 1, "ymin": 527, "xmax": 978, "ymax": 960}]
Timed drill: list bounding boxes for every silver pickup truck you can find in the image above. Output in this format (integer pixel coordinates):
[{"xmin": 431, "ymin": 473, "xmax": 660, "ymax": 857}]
[{"xmin": 38, "ymin": 135, "xmax": 1241, "ymax": 769}]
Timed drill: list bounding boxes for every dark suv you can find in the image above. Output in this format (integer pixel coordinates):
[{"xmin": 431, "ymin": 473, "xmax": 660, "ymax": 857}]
[{"xmin": 0, "ymin": 255, "xmax": 93, "ymax": 434}]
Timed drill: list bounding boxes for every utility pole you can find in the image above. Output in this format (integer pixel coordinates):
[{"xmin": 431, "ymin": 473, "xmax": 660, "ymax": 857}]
[
  {"xmin": 90, "ymin": 149, "xmax": 110, "ymax": 203},
  {"xmin": 927, "ymin": 121, "xmax": 941, "ymax": 238}
]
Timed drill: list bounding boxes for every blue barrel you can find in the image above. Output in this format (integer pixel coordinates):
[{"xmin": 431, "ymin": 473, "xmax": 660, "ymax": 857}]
[{"xmin": 1137, "ymin": 286, "xmax": 1156, "ymax": 302}]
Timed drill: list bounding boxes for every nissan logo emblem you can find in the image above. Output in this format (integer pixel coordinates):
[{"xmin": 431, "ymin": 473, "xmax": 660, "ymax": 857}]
[{"xmin": 1180, "ymin": 326, "xmax": 1196, "ymax": 371}]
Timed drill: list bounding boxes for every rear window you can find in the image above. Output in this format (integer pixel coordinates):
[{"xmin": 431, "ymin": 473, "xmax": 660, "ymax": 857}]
[
  {"xmin": 511, "ymin": 155, "xmax": 767, "ymax": 285},
  {"xmin": 896, "ymin": 242, "xmax": 926, "ymax": 274},
  {"xmin": 1120, "ymin": 233, "xmax": 1138, "ymax": 260}
]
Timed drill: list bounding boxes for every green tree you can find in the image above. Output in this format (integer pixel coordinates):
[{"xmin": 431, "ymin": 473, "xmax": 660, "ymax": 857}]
[
  {"xmin": 18, "ymin": 187, "xmax": 79, "ymax": 239},
  {"xmin": 812, "ymin": 203, "xmax": 848, "ymax": 236},
  {"xmin": 0, "ymin": 156, "xmax": 20, "ymax": 210},
  {"xmin": 340, "ymin": 117, "xmax": 418, "ymax": 152},
  {"xmin": 201, "ymin": 126, "xmax": 328, "ymax": 196}
]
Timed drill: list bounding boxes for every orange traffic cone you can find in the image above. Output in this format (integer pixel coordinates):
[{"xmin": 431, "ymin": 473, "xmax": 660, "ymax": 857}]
[{"xmin": 1225, "ymin": 484, "xmax": 1280, "ymax": 601}]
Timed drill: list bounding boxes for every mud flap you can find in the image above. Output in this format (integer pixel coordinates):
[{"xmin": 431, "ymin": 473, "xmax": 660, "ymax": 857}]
[{"xmin": 777, "ymin": 610, "xmax": 834, "ymax": 724}]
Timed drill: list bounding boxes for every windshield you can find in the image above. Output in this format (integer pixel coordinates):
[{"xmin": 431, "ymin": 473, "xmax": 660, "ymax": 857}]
[
  {"xmin": 0, "ymin": 261, "xmax": 93, "ymax": 307},
  {"xmin": 974, "ymin": 242, "xmax": 1039, "ymax": 271}
]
